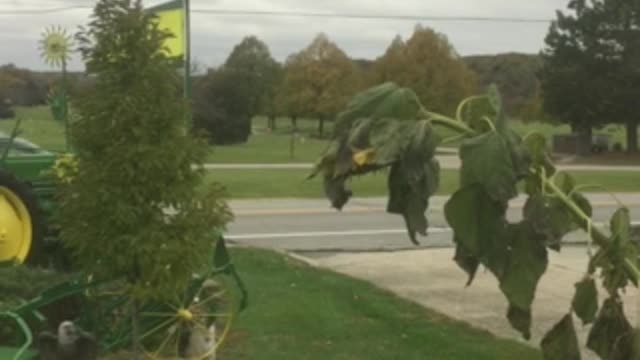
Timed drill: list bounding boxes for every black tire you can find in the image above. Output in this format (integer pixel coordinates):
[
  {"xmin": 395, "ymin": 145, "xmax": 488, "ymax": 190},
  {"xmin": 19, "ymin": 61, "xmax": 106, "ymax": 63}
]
[{"xmin": 0, "ymin": 169, "xmax": 45, "ymax": 265}]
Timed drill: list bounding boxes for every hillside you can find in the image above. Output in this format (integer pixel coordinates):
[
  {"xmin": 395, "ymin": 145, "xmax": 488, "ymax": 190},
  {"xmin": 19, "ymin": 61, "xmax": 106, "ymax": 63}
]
[{"xmin": 463, "ymin": 53, "xmax": 542, "ymax": 115}]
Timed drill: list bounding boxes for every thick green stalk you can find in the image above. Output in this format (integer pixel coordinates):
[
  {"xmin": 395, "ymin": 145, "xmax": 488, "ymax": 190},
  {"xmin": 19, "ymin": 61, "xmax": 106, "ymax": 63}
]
[{"xmin": 420, "ymin": 108, "xmax": 476, "ymax": 137}]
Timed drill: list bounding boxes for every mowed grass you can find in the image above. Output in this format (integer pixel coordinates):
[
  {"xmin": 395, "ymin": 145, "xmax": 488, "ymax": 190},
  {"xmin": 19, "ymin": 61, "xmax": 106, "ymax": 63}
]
[
  {"xmin": 205, "ymin": 169, "xmax": 640, "ymax": 199},
  {"xmin": 0, "ymin": 106, "xmax": 66, "ymax": 152},
  {"xmin": 218, "ymin": 248, "xmax": 541, "ymax": 360},
  {"xmin": 205, "ymin": 169, "xmax": 460, "ymax": 199},
  {"xmin": 3, "ymin": 106, "xmax": 638, "ymax": 163}
]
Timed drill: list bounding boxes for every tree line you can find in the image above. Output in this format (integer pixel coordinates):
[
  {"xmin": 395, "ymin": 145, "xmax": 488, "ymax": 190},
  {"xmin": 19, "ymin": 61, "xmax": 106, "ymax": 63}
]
[
  {"xmin": 193, "ymin": 25, "xmax": 483, "ymax": 143},
  {"xmin": 1, "ymin": 0, "xmax": 638, "ymax": 153}
]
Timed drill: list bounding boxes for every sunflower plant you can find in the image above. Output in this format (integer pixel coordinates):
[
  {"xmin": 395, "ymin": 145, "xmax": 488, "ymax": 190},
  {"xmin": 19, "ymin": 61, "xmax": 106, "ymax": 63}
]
[{"xmin": 312, "ymin": 82, "xmax": 640, "ymax": 360}]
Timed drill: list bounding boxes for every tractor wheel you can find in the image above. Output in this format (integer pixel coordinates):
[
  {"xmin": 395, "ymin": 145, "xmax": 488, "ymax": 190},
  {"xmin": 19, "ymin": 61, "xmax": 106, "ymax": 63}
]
[{"xmin": 0, "ymin": 169, "xmax": 44, "ymax": 265}]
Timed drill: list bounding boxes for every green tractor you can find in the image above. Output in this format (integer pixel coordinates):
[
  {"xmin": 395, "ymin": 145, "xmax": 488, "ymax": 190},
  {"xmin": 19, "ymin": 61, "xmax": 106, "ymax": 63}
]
[{"xmin": 0, "ymin": 123, "xmax": 58, "ymax": 265}]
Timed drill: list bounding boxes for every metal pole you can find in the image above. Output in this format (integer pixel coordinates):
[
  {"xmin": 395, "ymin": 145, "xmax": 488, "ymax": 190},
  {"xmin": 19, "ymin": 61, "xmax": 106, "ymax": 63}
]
[
  {"xmin": 62, "ymin": 57, "xmax": 70, "ymax": 152},
  {"xmin": 183, "ymin": 0, "xmax": 192, "ymax": 130}
]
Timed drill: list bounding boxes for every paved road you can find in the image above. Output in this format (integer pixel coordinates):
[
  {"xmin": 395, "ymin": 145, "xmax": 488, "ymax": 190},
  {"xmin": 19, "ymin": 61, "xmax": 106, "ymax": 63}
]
[
  {"xmin": 205, "ymin": 155, "xmax": 640, "ymax": 172},
  {"xmin": 226, "ymin": 194, "xmax": 640, "ymax": 252}
]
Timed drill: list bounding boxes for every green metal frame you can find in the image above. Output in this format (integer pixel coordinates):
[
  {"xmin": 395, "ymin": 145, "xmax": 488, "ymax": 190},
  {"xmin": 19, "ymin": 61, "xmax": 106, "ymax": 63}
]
[{"xmin": 0, "ymin": 237, "xmax": 247, "ymax": 359}]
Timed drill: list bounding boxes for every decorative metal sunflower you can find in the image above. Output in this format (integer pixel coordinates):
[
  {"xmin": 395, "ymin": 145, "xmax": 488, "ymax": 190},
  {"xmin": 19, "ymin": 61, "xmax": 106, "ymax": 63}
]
[{"xmin": 39, "ymin": 26, "xmax": 73, "ymax": 68}]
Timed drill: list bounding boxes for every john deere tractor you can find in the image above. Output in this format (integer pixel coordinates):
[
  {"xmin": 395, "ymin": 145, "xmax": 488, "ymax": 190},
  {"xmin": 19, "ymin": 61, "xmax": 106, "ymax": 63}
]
[{"xmin": 0, "ymin": 123, "xmax": 59, "ymax": 265}]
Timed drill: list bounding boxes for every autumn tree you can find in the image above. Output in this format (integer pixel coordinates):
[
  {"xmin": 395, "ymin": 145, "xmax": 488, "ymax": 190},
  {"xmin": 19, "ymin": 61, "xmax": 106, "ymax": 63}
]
[
  {"xmin": 541, "ymin": 0, "xmax": 640, "ymax": 153},
  {"xmin": 369, "ymin": 25, "xmax": 476, "ymax": 115},
  {"xmin": 278, "ymin": 34, "xmax": 359, "ymax": 137},
  {"xmin": 223, "ymin": 36, "xmax": 282, "ymax": 129}
]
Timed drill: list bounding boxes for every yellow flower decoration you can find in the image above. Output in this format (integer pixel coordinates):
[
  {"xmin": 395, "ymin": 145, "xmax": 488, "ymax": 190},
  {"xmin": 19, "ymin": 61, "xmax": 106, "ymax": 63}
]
[
  {"xmin": 40, "ymin": 26, "xmax": 73, "ymax": 68},
  {"xmin": 53, "ymin": 153, "xmax": 79, "ymax": 184},
  {"xmin": 352, "ymin": 148, "xmax": 376, "ymax": 167}
]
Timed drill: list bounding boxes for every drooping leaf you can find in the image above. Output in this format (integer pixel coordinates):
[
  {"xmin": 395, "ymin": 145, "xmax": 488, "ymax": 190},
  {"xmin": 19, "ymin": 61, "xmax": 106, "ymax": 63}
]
[
  {"xmin": 507, "ymin": 304, "xmax": 532, "ymax": 340},
  {"xmin": 459, "ymin": 96, "xmax": 497, "ymax": 132},
  {"xmin": 453, "ymin": 243, "xmax": 479, "ymax": 286},
  {"xmin": 524, "ymin": 132, "xmax": 555, "ymax": 170},
  {"xmin": 556, "ymin": 172, "xmax": 576, "ymax": 194},
  {"xmin": 459, "ymin": 132, "xmax": 518, "ymax": 203},
  {"xmin": 444, "ymin": 185, "xmax": 509, "ymax": 277},
  {"xmin": 587, "ymin": 297, "xmax": 635, "ymax": 360},
  {"xmin": 570, "ymin": 192, "xmax": 593, "ymax": 227},
  {"xmin": 611, "ymin": 207, "xmax": 632, "ymax": 243},
  {"xmin": 571, "ymin": 277, "xmax": 598, "ymax": 325},
  {"xmin": 540, "ymin": 314, "xmax": 581, "ymax": 360},
  {"xmin": 386, "ymin": 156, "xmax": 439, "ymax": 245},
  {"xmin": 502, "ymin": 128, "xmax": 531, "ymax": 180},
  {"xmin": 334, "ymin": 82, "xmax": 422, "ymax": 136},
  {"xmin": 213, "ymin": 236, "xmax": 231, "ymax": 268},
  {"xmin": 590, "ymin": 207, "xmax": 640, "ymax": 292},
  {"xmin": 323, "ymin": 175, "xmax": 352, "ymax": 210},
  {"xmin": 524, "ymin": 194, "xmax": 573, "ymax": 250},
  {"xmin": 499, "ymin": 223, "xmax": 548, "ymax": 315}
]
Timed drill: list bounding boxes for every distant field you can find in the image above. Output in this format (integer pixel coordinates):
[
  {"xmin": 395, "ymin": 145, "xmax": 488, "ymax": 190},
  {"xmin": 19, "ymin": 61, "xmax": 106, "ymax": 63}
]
[
  {"xmin": 204, "ymin": 168, "xmax": 640, "ymax": 199},
  {"xmin": 0, "ymin": 106, "xmax": 66, "ymax": 152}
]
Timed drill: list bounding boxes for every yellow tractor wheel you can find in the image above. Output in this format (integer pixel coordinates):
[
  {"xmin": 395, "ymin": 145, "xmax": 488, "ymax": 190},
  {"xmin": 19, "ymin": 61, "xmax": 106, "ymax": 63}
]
[{"xmin": 0, "ymin": 170, "xmax": 43, "ymax": 264}]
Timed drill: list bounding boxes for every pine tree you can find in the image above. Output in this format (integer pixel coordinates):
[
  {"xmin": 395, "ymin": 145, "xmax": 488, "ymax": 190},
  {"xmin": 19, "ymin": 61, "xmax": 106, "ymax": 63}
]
[{"xmin": 59, "ymin": 0, "xmax": 231, "ymax": 300}]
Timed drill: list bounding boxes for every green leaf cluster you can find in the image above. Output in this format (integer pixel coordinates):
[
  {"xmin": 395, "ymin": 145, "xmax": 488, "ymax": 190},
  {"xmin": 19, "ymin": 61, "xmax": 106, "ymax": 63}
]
[
  {"xmin": 311, "ymin": 83, "xmax": 440, "ymax": 243},
  {"xmin": 315, "ymin": 81, "xmax": 640, "ymax": 360}
]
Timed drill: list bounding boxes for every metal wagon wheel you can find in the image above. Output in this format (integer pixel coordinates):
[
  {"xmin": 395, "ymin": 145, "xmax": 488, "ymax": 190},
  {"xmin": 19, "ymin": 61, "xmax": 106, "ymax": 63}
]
[
  {"xmin": 79, "ymin": 237, "xmax": 246, "ymax": 359},
  {"xmin": 136, "ymin": 271, "xmax": 239, "ymax": 360}
]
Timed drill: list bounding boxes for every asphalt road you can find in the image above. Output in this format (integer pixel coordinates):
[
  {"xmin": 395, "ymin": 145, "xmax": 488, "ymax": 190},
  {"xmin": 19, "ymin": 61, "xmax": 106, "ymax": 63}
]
[{"xmin": 226, "ymin": 194, "xmax": 640, "ymax": 252}]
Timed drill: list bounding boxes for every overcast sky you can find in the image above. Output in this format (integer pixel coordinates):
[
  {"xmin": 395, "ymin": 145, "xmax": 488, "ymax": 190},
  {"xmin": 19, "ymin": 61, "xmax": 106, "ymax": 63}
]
[{"xmin": 0, "ymin": 0, "xmax": 568, "ymax": 71}]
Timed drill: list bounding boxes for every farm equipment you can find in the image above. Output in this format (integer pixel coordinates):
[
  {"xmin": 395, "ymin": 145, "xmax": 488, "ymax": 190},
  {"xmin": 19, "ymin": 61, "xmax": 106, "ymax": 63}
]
[
  {"xmin": 0, "ymin": 238, "xmax": 248, "ymax": 359},
  {"xmin": 0, "ymin": 18, "xmax": 247, "ymax": 358},
  {"xmin": 0, "ymin": 119, "xmax": 58, "ymax": 265}
]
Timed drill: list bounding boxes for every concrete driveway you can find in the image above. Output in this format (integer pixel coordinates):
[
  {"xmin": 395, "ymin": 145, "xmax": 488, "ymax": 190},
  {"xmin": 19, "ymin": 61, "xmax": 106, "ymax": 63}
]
[{"xmin": 301, "ymin": 246, "xmax": 638, "ymax": 360}]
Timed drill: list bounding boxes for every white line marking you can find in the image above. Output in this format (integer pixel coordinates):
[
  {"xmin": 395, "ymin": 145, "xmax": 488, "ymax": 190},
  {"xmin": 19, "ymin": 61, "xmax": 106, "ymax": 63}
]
[
  {"xmin": 228, "ymin": 221, "xmax": 640, "ymax": 241},
  {"xmin": 228, "ymin": 227, "xmax": 452, "ymax": 240}
]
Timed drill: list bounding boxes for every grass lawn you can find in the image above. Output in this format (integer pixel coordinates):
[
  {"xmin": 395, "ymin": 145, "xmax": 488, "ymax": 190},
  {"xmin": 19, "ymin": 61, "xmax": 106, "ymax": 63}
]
[
  {"xmin": 0, "ymin": 106, "xmax": 66, "ymax": 152},
  {"xmin": 206, "ymin": 168, "xmax": 640, "ymax": 199},
  {"xmin": 208, "ymin": 131, "xmax": 329, "ymax": 163},
  {"xmin": 219, "ymin": 248, "xmax": 541, "ymax": 360},
  {"xmin": 205, "ymin": 169, "xmax": 460, "ymax": 199},
  {"xmin": 3, "ymin": 106, "xmax": 638, "ymax": 164}
]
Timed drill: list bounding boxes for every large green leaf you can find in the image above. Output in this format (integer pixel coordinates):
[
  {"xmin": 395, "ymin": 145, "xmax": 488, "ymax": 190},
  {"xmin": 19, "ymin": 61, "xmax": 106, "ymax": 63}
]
[
  {"xmin": 444, "ymin": 185, "xmax": 509, "ymax": 278},
  {"xmin": 458, "ymin": 96, "xmax": 497, "ymax": 132},
  {"xmin": 507, "ymin": 304, "xmax": 532, "ymax": 340},
  {"xmin": 453, "ymin": 243, "xmax": 479, "ymax": 286},
  {"xmin": 523, "ymin": 194, "xmax": 573, "ymax": 250},
  {"xmin": 386, "ymin": 157, "xmax": 439, "ymax": 245},
  {"xmin": 571, "ymin": 277, "xmax": 598, "ymax": 325},
  {"xmin": 587, "ymin": 297, "xmax": 635, "ymax": 360},
  {"xmin": 459, "ymin": 132, "xmax": 518, "ymax": 203},
  {"xmin": 590, "ymin": 207, "xmax": 640, "ymax": 292},
  {"xmin": 502, "ymin": 128, "xmax": 531, "ymax": 180},
  {"xmin": 540, "ymin": 314, "xmax": 581, "ymax": 360},
  {"xmin": 611, "ymin": 207, "xmax": 632, "ymax": 244},
  {"xmin": 499, "ymin": 223, "xmax": 548, "ymax": 320},
  {"xmin": 334, "ymin": 82, "xmax": 422, "ymax": 136}
]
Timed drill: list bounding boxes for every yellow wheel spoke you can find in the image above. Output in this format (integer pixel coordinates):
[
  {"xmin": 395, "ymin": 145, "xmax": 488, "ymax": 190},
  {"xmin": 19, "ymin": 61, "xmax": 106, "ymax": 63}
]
[
  {"xmin": 140, "ymin": 317, "xmax": 176, "ymax": 341},
  {"xmin": 195, "ymin": 291, "xmax": 226, "ymax": 307},
  {"xmin": 140, "ymin": 312, "xmax": 178, "ymax": 318},
  {"xmin": 152, "ymin": 326, "xmax": 178, "ymax": 357},
  {"xmin": 193, "ymin": 312, "xmax": 231, "ymax": 318}
]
